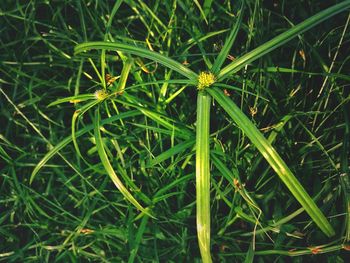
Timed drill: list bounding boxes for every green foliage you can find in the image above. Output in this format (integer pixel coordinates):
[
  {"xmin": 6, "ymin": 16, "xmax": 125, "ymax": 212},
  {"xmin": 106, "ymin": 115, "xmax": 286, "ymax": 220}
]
[{"xmin": 1, "ymin": 0, "xmax": 350, "ymax": 262}]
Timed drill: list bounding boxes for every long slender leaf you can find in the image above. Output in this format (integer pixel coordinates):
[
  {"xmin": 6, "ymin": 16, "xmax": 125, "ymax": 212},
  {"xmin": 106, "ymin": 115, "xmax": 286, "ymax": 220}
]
[
  {"xmin": 114, "ymin": 94, "xmax": 194, "ymax": 139},
  {"xmin": 128, "ymin": 215, "xmax": 149, "ymax": 263},
  {"xmin": 211, "ymin": 0, "xmax": 244, "ymax": 74},
  {"xmin": 340, "ymin": 101, "xmax": 350, "ymax": 241},
  {"xmin": 196, "ymin": 91, "xmax": 212, "ymax": 263},
  {"xmin": 94, "ymin": 108, "xmax": 152, "ymax": 217},
  {"xmin": 72, "ymin": 100, "xmax": 100, "ymax": 161},
  {"xmin": 30, "ymin": 110, "xmax": 141, "ymax": 183},
  {"xmin": 105, "ymin": 0, "xmax": 123, "ymax": 38},
  {"xmin": 203, "ymin": 0, "xmax": 214, "ymax": 17},
  {"xmin": 116, "ymin": 58, "xmax": 133, "ymax": 93},
  {"xmin": 147, "ymin": 140, "xmax": 195, "ymax": 167},
  {"xmin": 47, "ymin": 94, "xmax": 95, "ymax": 107},
  {"xmin": 207, "ymin": 87, "xmax": 335, "ymax": 237},
  {"xmin": 74, "ymin": 41, "xmax": 198, "ymax": 81},
  {"xmin": 217, "ymin": 0, "xmax": 350, "ymax": 80}
]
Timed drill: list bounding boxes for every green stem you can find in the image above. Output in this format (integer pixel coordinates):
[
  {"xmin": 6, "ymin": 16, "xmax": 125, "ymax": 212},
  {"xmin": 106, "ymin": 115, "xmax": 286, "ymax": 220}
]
[{"xmin": 196, "ymin": 91, "xmax": 212, "ymax": 263}]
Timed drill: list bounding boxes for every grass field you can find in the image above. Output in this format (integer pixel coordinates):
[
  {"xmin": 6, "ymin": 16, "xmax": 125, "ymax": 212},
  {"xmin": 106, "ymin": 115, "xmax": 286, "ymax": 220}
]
[{"xmin": 1, "ymin": 0, "xmax": 350, "ymax": 262}]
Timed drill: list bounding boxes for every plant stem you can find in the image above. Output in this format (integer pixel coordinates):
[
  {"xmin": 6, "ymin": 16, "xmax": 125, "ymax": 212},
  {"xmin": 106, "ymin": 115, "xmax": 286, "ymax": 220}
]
[{"xmin": 196, "ymin": 91, "xmax": 212, "ymax": 263}]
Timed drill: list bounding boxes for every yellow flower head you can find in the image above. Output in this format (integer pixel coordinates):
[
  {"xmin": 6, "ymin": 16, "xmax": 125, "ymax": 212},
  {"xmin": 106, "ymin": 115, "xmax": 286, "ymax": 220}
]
[
  {"xmin": 197, "ymin": 71, "xmax": 215, "ymax": 90},
  {"xmin": 94, "ymin": 89, "xmax": 109, "ymax": 100}
]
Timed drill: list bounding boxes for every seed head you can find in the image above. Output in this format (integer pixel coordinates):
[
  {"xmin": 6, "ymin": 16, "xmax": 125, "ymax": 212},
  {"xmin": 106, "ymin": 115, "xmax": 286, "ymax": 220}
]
[
  {"xmin": 197, "ymin": 71, "xmax": 215, "ymax": 90},
  {"xmin": 94, "ymin": 89, "xmax": 109, "ymax": 100}
]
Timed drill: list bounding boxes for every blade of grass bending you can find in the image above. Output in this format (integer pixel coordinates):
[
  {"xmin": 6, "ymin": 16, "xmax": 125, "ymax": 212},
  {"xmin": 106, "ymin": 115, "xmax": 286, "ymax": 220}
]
[
  {"xmin": 196, "ymin": 91, "xmax": 212, "ymax": 263},
  {"xmin": 193, "ymin": 0, "xmax": 208, "ymax": 24},
  {"xmin": 72, "ymin": 100, "xmax": 100, "ymax": 162},
  {"xmin": 94, "ymin": 108, "xmax": 153, "ymax": 218},
  {"xmin": 207, "ymin": 87, "xmax": 335, "ymax": 237},
  {"xmin": 211, "ymin": 0, "xmax": 244, "ymax": 75},
  {"xmin": 217, "ymin": 0, "xmax": 350, "ymax": 81},
  {"xmin": 30, "ymin": 110, "xmax": 141, "ymax": 183},
  {"xmin": 74, "ymin": 41, "xmax": 198, "ymax": 81}
]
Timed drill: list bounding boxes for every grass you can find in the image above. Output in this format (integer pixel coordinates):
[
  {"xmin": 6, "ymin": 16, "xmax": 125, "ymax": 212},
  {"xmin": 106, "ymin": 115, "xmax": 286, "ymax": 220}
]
[{"xmin": 1, "ymin": 0, "xmax": 350, "ymax": 262}]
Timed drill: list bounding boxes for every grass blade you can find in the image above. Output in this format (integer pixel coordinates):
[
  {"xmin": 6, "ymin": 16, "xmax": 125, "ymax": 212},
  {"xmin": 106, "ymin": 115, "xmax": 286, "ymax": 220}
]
[
  {"xmin": 196, "ymin": 91, "xmax": 212, "ymax": 263},
  {"xmin": 147, "ymin": 140, "xmax": 195, "ymax": 167},
  {"xmin": 30, "ymin": 110, "xmax": 141, "ymax": 183},
  {"xmin": 217, "ymin": 0, "xmax": 350, "ymax": 80},
  {"xmin": 128, "ymin": 215, "xmax": 149, "ymax": 263},
  {"xmin": 74, "ymin": 41, "xmax": 198, "ymax": 81},
  {"xmin": 94, "ymin": 108, "xmax": 153, "ymax": 217},
  {"xmin": 116, "ymin": 94, "xmax": 194, "ymax": 139},
  {"xmin": 207, "ymin": 87, "xmax": 335, "ymax": 237},
  {"xmin": 105, "ymin": 0, "xmax": 123, "ymax": 38},
  {"xmin": 116, "ymin": 58, "xmax": 133, "ymax": 93},
  {"xmin": 47, "ymin": 94, "xmax": 95, "ymax": 107},
  {"xmin": 203, "ymin": 0, "xmax": 214, "ymax": 17},
  {"xmin": 72, "ymin": 100, "xmax": 100, "ymax": 161},
  {"xmin": 193, "ymin": 0, "xmax": 208, "ymax": 24},
  {"xmin": 211, "ymin": 0, "xmax": 244, "ymax": 74},
  {"xmin": 244, "ymin": 242, "xmax": 255, "ymax": 263}
]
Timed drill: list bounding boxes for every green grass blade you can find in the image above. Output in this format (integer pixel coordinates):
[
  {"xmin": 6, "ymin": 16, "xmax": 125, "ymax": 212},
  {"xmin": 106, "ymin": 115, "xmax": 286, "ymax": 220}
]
[
  {"xmin": 0, "ymin": 145, "xmax": 12, "ymax": 163},
  {"xmin": 203, "ymin": 0, "xmax": 214, "ymax": 17},
  {"xmin": 244, "ymin": 242, "xmax": 255, "ymax": 263},
  {"xmin": 72, "ymin": 100, "xmax": 100, "ymax": 161},
  {"xmin": 128, "ymin": 215, "xmax": 149, "ymax": 263},
  {"xmin": 217, "ymin": 0, "xmax": 350, "ymax": 80},
  {"xmin": 211, "ymin": 1, "xmax": 244, "ymax": 75},
  {"xmin": 115, "ymin": 58, "xmax": 133, "ymax": 93},
  {"xmin": 196, "ymin": 91, "xmax": 212, "ymax": 263},
  {"xmin": 207, "ymin": 87, "xmax": 335, "ymax": 237},
  {"xmin": 74, "ymin": 41, "xmax": 198, "ymax": 81},
  {"xmin": 115, "ymin": 94, "xmax": 194, "ymax": 139},
  {"xmin": 47, "ymin": 94, "xmax": 95, "ymax": 107},
  {"xmin": 211, "ymin": 153, "xmax": 237, "ymax": 187},
  {"xmin": 153, "ymin": 174, "xmax": 193, "ymax": 199},
  {"xmin": 193, "ymin": 0, "xmax": 208, "ymax": 24},
  {"xmin": 341, "ymin": 102, "xmax": 350, "ymax": 241},
  {"xmin": 30, "ymin": 110, "xmax": 141, "ymax": 183},
  {"xmin": 147, "ymin": 140, "xmax": 195, "ymax": 167},
  {"xmin": 105, "ymin": 0, "xmax": 123, "ymax": 38},
  {"xmin": 94, "ymin": 108, "xmax": 152, "ymax": 218},
  {"xmin": 213, "ymin": 83, "xmax": 269, "ymax": 101}
]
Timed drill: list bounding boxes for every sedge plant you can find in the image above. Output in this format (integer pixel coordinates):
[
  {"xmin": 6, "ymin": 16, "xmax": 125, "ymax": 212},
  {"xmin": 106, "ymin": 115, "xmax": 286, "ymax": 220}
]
[{"xmin": 30, "ymin": 1, "xmax": 350, "ymax": 262}]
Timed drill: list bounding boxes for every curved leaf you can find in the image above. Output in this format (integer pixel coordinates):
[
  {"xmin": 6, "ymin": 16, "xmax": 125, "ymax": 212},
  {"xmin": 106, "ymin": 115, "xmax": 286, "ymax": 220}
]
[
  {"xmin": 30, "ymin": 111, "xmax": 141, "ymax": 183},
  {"xmin": 207, "ymin": 87, "xmax": 335, "ymax": 237},
  {"xmin": 94, "ymin": 108, "xmax": 153, "ymax": 218},
  {"xmin": 75, "ymin": 41, "xmax": 198, "ymax": 81}
]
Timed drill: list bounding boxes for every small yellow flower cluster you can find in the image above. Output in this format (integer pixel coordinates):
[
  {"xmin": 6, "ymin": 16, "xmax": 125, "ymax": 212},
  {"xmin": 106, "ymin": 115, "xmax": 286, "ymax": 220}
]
[
  {"xmin": 197, "ymin": 71, "xmax": 215, "ymax": 90},
  {"xmin": 94, "ymin": 89, "xmax": 109, "ymax": 100}
]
